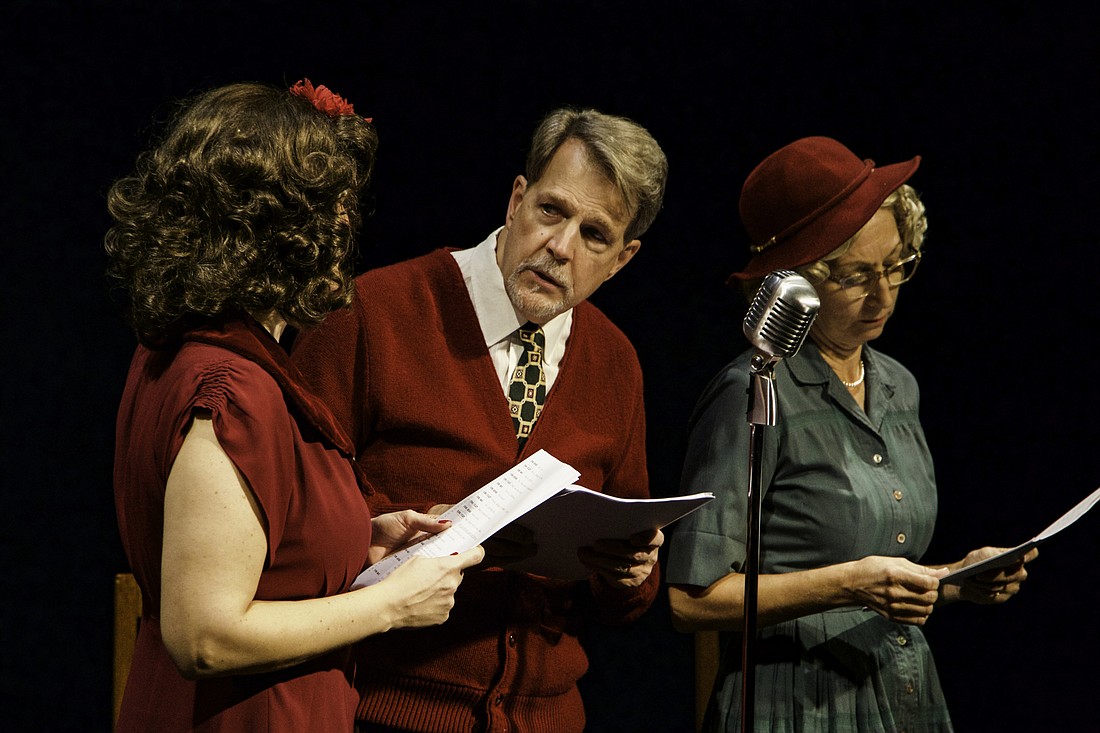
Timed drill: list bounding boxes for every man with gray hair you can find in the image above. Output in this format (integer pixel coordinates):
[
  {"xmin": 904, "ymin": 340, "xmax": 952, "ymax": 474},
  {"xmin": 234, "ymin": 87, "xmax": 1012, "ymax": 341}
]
[{"xmin": 292, "ymin": 107, "xmax": 669, "ymax": 733}]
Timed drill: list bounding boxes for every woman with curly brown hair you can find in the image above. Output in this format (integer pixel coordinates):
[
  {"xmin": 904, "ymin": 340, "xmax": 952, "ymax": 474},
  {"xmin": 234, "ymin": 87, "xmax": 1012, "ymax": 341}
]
[{"xmin": 106, "ymin": 79, "xmax": 483, "ymax": 733}]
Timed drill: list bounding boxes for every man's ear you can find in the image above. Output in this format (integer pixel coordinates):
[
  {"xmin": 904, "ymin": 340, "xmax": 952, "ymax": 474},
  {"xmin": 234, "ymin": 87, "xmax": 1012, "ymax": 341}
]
[
  {"xmin": 605, "ymin": 239, "xmax": 641, "ymax": 281},
  {"xmin": 505, "ymin": 175, "xmax": 527, "ymax": 227}
]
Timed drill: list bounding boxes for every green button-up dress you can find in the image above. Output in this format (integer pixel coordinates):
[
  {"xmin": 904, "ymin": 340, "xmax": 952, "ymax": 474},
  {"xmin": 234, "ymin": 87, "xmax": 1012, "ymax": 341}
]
[{"xmin": 666, "ymin": 340, "xmax": 953, "ymax": 733}]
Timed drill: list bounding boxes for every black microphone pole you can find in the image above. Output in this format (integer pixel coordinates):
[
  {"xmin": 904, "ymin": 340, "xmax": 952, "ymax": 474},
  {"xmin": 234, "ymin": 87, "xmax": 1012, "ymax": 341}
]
[
  {"xmin": 740, "ymin": 355, "xmax": 776, "ymax": 731},
  {"xmin": 738, "ymin": 270, "xmax": 819, "ymax": 732}
]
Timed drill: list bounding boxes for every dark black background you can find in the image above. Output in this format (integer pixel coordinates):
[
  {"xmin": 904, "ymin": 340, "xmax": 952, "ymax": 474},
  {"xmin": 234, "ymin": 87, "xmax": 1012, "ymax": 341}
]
[{"xmin": 4, "ymin": 1, "xmax": 1097, "ymax": 730}]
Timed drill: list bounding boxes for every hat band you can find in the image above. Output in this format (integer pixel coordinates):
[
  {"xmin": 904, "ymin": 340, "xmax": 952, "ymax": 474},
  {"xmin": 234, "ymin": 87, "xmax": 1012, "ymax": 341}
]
[{"xmin": 750, "ymin": 159, "xmax": 876, "ymax": 254}]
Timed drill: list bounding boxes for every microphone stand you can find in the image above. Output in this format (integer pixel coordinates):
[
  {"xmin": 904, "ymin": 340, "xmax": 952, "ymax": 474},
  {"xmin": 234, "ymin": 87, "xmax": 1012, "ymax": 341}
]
[
  {"xmin": 736, "ymin": 268, "xmax": 819, "ymax": 731},
  {"xmin": 740, "ymin": 354, "xmax": 777, "ymax": 732}
]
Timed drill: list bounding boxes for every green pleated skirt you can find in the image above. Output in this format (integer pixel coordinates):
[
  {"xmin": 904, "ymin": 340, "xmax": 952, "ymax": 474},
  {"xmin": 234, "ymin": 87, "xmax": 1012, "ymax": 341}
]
[{"xmin": 704, "ymin": 608, "xmax": 954, "ymax": 733}]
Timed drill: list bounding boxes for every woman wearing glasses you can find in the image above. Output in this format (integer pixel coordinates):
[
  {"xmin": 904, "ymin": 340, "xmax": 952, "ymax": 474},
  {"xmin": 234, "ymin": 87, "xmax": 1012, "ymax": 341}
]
[{"xmin": 665, "ymin": 137, "xmax": 1035, "ymax": 732}]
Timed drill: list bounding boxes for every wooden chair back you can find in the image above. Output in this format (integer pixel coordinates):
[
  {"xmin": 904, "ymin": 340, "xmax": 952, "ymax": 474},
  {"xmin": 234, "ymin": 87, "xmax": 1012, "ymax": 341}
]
[
  {"xmin": 113, "ymin": 573, "xmax": 142, "ymax": 729},
  {"xmin": 694, "ymin": 630, "xmax": 719, "ymax": 732}
]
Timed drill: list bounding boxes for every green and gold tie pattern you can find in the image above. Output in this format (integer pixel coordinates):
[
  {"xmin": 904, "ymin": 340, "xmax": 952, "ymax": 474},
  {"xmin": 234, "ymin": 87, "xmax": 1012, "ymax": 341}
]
[{"xmin": 507, "ymin": 323, "xmax": 546, "ymax": 445}]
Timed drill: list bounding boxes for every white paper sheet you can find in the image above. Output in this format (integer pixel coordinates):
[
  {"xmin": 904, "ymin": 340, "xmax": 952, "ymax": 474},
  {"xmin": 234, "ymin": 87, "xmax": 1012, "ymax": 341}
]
[
  {"xmin": 506, "ymin": 485, "xmax": 714, "ymax": 579},
  {"xmin": 351, "ymin": 450, "xmax": 579, "ymax": 588},
  {"xmin": 941, "ymin": 485, "xmax": 1100, "ymax": 584}
]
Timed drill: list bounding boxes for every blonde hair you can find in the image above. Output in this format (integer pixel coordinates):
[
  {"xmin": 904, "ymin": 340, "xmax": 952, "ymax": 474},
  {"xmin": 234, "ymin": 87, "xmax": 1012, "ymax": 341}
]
[{"xmin": 797, "ymin": 184, "xmax": 928, "ymax": 285}]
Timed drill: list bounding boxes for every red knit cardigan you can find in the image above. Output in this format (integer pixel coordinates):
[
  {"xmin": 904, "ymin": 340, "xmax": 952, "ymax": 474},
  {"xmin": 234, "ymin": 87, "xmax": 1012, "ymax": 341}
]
[{"xmin": 292, "ymin": 249, "xmax": 659, "ymax": 733}]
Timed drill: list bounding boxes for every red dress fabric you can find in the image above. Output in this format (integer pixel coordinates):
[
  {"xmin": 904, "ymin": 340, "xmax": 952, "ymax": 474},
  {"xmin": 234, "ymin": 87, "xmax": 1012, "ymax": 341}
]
[
  {"xmin": 292, "ymin": 250, "xmax": 659, "ymax": 733},
  {"xmin": 113, "ymin": 315, "xmax": 372, "ymax": 732}
]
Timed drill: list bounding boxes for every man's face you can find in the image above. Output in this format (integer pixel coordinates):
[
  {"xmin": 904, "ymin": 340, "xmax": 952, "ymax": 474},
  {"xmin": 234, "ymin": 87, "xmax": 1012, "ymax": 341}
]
[{"xmin": 496, "ymin": 138, "xmax": 640, "ymax": 324}]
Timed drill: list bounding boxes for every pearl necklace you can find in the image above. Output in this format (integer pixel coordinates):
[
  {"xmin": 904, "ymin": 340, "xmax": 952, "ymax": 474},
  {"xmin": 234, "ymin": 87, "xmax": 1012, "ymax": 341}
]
[{"xmin": 841, "ymin": 360, "xmax": 865, "ymax": 388}]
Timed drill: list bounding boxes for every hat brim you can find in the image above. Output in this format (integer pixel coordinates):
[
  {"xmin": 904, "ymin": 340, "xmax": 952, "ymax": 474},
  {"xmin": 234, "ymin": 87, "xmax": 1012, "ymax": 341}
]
[{"xmin": 729, "ymin": 155, "xmax": 920, "ymax": 282}]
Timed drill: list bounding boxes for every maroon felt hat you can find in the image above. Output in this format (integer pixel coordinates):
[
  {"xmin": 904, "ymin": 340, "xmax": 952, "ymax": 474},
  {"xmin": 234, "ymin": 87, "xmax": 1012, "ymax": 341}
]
[{"xmin": 729, "ymin": 137, "xmax": 920, "ymax": 282}]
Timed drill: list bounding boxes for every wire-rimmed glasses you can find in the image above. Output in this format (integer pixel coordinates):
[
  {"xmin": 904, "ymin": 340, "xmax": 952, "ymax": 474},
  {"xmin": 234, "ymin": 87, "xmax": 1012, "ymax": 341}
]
[{"xmin": 827, "ymin": 251, "xmax": 922, "ymax": 299}]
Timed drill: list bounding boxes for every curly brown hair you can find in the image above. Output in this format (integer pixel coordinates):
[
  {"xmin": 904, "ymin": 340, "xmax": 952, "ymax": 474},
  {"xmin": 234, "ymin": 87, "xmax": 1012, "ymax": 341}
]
[{"xmin": 104, "ymin": 81, "xmax": 378, "ymax": 345}]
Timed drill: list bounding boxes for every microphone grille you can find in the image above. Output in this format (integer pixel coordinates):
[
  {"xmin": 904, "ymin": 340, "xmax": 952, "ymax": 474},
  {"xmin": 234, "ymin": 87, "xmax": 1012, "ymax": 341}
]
[{"xmin": 743, "ymin": 270, "xmax": 820, "ymax": 360}]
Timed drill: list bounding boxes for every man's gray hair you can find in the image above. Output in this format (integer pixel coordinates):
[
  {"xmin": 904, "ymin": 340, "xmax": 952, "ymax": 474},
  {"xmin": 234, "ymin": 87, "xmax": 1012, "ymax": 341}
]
[{"xmin": 526, "ymin": 107, "xmax": 668, "ymax": 241}]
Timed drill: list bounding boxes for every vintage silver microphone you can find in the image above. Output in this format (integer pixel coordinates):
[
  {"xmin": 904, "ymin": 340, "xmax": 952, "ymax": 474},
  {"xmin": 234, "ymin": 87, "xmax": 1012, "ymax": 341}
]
[
  {"xmin": 740, "ymin": 269, "xmax": 819, "ymax": 731},
  {"xmin": 741, "ymin": 270, "xmax": 820, "ymax": 426},
  {"xmin": 743, "ymin": 269, "xmax": 820, "ymax": 374}
]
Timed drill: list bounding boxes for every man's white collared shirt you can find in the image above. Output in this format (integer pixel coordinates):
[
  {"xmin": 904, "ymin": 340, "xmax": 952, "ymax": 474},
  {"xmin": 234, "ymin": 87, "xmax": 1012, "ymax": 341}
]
[{"xmin": 451, "ymin": 229, "xmax": 572, "ymax": 393}]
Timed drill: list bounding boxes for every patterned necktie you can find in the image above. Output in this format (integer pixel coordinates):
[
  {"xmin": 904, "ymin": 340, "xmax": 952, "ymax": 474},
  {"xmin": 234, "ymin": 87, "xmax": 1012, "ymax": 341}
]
[{"xmin": 507, "ymin": 323, "xmax": 546, "ymax": 445}]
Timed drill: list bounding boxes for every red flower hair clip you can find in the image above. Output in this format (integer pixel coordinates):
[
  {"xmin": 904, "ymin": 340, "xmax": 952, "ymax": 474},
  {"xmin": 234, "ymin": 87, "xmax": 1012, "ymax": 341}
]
[{"xmin": 289, "ymin": 78, "xmax": 371, "ymax": 122}]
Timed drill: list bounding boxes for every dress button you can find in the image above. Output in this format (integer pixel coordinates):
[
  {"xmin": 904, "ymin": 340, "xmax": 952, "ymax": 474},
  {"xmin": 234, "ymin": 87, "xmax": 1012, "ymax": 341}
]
[
  {"xmin": 508, "ymin": 633, "xmax": 517, "ymax": 648},
  {"xmin": 896, "ymin": 532, "xmax": 907, "ymax": 544},
  {"xmin": 495, "ymin": 694, "xmax": 504, "ymax": 705},
  {"xmin": 893, "ymin": 489, "xmax": 904, "ymax": 501},
  {"xmin": 897, "ymin": 635, "xmax": 908, "ymax": 646},
  {"xmin": 872, "ymin": 453, "xmax": 883, "ymax": 464},
  {"xmin": 906, "ymin": 682, "xmax": 915, "ymax": 694}
]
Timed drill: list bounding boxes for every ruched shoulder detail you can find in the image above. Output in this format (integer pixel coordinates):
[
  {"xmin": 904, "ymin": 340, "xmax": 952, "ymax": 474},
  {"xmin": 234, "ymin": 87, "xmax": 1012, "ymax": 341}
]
[{"xmin": 189, "ymin": 358, "xmax": 238, "ymax": 416}]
